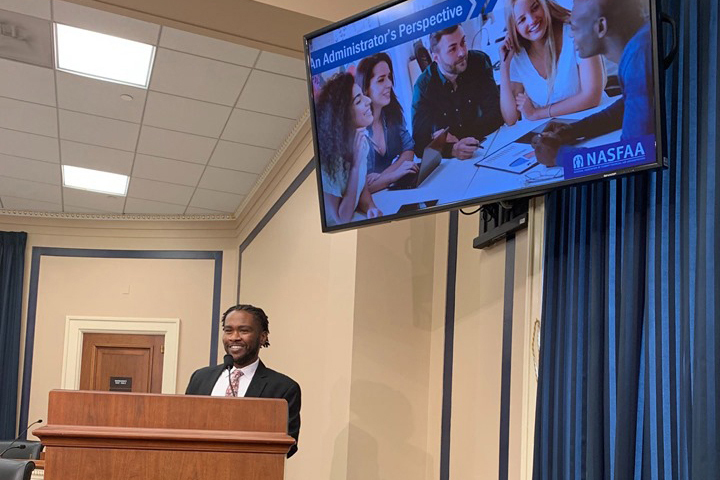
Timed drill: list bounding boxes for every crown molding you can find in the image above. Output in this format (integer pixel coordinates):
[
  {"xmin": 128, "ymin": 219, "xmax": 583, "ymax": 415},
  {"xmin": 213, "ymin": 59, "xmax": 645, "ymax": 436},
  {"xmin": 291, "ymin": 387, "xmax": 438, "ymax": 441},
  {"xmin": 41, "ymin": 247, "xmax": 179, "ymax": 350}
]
[
  {"xmin": 0, "ymin": 210, "xmax": 233, "ymax": 222},
  {"xmin": 232, "ymin": 109, "xmax": 310, "ymax": 219}
]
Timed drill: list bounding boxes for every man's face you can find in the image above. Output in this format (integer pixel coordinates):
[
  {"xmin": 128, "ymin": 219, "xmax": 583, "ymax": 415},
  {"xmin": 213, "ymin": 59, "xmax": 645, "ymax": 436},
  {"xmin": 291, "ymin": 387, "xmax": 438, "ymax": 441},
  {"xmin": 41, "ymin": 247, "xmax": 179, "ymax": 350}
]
[
  {"xmin": 570, "ymin": 0, "xmax": 604, "ymax": 58},
  {"xmin": 433, "ymin": 28, "xmax": 468, "ymax": 75},
  {"xmin": 222, "ymin": 310, "xmax": 267, "ymax": 368}
]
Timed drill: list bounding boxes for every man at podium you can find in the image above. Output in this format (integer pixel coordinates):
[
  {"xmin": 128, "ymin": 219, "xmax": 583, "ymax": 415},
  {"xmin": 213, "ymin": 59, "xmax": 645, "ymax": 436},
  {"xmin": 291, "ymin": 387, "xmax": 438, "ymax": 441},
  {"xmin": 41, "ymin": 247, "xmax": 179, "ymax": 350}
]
[{"xmin": 186, "ymin": 304, "xmax": 301, "ymax": 457}]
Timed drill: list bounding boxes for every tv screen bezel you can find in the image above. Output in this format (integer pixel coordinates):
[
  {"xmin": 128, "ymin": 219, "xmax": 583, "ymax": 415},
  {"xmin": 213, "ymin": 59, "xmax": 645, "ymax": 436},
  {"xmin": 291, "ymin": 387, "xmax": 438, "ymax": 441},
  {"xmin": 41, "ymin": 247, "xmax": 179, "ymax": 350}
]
[{"xmin": 303, "ymin": 0, "xmax": 666, "ymax": 233}]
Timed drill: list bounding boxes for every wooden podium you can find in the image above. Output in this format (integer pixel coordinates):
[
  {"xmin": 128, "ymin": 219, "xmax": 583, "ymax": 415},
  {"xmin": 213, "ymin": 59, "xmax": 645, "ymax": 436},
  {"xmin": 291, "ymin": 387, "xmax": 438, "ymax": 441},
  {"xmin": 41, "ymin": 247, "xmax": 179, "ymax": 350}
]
[{"xmin": 34, "ymin": 390, "xmax": 294, "ymax": 480}]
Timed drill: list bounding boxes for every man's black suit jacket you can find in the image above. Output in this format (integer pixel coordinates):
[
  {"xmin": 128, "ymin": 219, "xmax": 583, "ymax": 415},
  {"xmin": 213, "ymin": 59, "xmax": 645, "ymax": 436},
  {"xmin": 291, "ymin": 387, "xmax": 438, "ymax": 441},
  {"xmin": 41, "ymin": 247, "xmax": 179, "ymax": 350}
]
[{"xmin": 185, "ymin": 360, "xmax": 301, "ymax": 457}]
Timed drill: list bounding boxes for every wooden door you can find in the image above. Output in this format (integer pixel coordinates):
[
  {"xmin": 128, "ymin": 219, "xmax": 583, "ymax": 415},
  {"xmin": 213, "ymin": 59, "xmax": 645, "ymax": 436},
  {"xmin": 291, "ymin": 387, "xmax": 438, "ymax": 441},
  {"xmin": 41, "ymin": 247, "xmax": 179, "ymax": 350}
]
[{"xmin": 79, "ymin": 333, "xmax": 164, "ymax": 393}]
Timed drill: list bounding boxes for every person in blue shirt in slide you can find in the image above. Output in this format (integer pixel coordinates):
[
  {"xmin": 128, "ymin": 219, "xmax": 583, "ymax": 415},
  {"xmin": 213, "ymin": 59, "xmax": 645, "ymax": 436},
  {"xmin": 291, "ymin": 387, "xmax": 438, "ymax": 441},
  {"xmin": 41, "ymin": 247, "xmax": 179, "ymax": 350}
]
[{"xmin": 532, "ymin": 0, "xmax": 654, "ymax": 166}]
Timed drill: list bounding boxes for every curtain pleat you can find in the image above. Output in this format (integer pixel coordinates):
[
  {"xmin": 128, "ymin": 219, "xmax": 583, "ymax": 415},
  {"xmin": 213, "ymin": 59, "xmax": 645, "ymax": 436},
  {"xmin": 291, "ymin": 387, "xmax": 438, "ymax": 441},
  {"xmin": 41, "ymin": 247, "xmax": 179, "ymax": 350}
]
[
  {"xmin": 0, "ymin": 232, "xmax": 28, "ymax": 439},
  {"xmin": 532, "ymin": 0, "xmax": 719, "ymax": 478}
]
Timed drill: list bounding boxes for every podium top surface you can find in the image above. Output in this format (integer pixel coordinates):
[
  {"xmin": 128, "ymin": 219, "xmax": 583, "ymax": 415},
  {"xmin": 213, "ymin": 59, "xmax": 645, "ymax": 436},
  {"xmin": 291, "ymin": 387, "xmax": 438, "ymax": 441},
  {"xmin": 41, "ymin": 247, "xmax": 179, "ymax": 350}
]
[{"xmin": 44, "ymin": 390, "xmax": 288, "ymax": 433}]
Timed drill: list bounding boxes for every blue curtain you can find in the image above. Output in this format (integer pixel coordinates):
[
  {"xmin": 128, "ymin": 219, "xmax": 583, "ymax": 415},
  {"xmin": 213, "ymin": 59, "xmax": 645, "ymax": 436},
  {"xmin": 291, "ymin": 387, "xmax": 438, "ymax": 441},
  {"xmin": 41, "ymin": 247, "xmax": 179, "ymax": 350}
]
[
  {"xmin": 532, "ymin": 0, "xmax": 718, "ymax": 478},
  {"xmin": 0, "ymin": 232, "xmax": 27, "ymax": 439}
]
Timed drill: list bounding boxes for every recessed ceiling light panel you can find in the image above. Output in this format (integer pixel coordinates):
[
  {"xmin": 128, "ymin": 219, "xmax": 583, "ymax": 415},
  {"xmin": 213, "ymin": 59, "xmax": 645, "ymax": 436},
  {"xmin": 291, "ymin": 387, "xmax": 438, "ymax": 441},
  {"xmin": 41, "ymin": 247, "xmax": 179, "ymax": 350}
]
[
  {"xmin": 62, "ymin": 165, "xmax": 129, "ymax": 196},
  {"xmin": 55, "ymin": 24, "xmax": 155, "ymax": 88}
]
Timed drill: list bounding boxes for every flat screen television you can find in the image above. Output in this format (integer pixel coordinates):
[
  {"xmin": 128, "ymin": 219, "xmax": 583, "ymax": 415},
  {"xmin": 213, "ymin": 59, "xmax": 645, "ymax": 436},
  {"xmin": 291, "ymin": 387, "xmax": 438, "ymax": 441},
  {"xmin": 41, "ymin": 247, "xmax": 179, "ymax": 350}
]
[{"xmin": 304, "ymin": 0, "xmax": 666, "ymax": 232}]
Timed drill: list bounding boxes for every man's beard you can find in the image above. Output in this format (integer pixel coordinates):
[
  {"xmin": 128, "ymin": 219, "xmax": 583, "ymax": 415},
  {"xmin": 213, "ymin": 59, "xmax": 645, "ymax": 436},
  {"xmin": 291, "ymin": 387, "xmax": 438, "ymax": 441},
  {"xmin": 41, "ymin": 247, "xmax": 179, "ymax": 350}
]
[{"xmin": 441, "ymin": 58, "xmax": 467, "ymax": 75}]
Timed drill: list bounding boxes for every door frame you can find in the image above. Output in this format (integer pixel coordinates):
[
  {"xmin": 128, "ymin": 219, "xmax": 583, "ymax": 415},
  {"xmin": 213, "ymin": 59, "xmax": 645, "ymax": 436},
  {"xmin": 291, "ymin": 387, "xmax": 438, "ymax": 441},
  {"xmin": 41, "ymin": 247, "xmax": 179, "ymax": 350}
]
[{"xmin": 62, "ymin": 316, "xmax": 180, "ymax": 393}]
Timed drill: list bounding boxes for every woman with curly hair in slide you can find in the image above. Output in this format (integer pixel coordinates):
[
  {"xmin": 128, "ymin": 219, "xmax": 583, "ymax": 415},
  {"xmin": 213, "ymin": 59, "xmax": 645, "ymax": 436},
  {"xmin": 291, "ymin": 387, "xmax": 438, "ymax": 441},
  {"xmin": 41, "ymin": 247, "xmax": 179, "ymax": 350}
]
[
  {"xmin": 316, "ymin": 72, "xmax": 382, "ymax": 226},
  {"xmin": 499, "ymin": 0, "xmax": 606, "ymax": 125},
  {"xmin": 355, "ymin": 53, "xmax": 418, "ymax": 192}
]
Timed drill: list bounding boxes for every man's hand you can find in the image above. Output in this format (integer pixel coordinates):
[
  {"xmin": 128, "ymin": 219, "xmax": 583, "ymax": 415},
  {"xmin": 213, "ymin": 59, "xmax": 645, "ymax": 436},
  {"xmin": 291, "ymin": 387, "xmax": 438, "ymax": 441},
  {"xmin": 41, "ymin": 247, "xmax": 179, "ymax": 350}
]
[
  {"xmin": 452, "ymin": 137, "xmax": 481, "ymax": 160},
  {"xmin": 531, "ymin": 122, "xmax": 573, "ymax": 166}
]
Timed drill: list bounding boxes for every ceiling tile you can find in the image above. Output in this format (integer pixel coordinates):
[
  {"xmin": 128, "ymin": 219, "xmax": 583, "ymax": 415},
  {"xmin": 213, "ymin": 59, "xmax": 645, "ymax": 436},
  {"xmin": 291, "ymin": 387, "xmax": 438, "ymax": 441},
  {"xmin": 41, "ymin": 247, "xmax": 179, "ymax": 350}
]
[
  {"xmin": 1, "ymin": 196, "xmax": 62, "ymax": 212},
  {"xmin": 52, "ymin": 0, "xmax": 160, "ymax": 44},
  {"xmin": 209, "ymin": 141, "xmax": 274, "ymax": 174},
  {"xmin": 0, "ymin": 9, "xmax": 53, "ymax": 67},
  {"xmin": 143, "ymin": 92, "xmax": 231, "ymax": 137},
  {"xmin": 0, "ymin": 0, "xmax": 51, "ymax": 19},
  {"xmin": 59, "ymin": 110, "xmax": 139, "ymax": 151},
  {"xmin": 185, "ymin": 205, "xmax": 229, "ymax": 215},
  {"xmin": 60, "ymin": 140, "xmax": 134, "ymax": 175},
  {"xmin": 0, "ymin": 175, "xmax": 60, "ymax": 202},
  {"xmin": 0, "ymin": 127, "xmax": 59, "ymax": 162},
  {"xmin": 63, "ymin": 186, "xmax": 125, "ymax": 213},
  {"xmin": 189, "ymin": 188, "xmax": 243, "ymax": 213},
  {"xmin": 132, "ymin": 154, "xmax": 204, "ymax": 186},
  {"xmin": 255, "ymin": 51, "xmax": 306, "ymax": 79},
  {"xmin": 0, "ymin": 153, "xmax": 60, "ymax": 184},
  {"xmin": 159, "ymin": 27, "xmax": 259, "ymax": 67},
  {"xmin": 150, "ymin": 48, "xmax": 250, "ymax": 106},
  {"xmin": 198, "ymin": 167, "xmax": 257, "ymax": 195},
  {"xmin": 56, "ymin": 71, "xmax": 146, "ymax": 123},
  {"xmin": 222, "ymin": 109, "xmax": 295, "ymax": 149},
  {"xmin": 0, "ymin": 58, "xmax": 55, "ymax": 106},
  {"xmin": 235, "ymin": 70, "xmax": 308, "ymax": 119},
  {"xmin": 124, "ymin": 197, "xmax": 186, "ymax": 215},
  {"xmin": 136, "ymin": 126, "xmax": 215, "ymax": 164},
  {"xmin": 0, "ymin": 97, "xmax": 57, "ymax": 137},
  {"xmin": 127, "ymin": 177, "xmax": 194, "ymax": 205},
  {"xmin": 63, "ymin": 204, "xmax": 112, "ymax": 214}
]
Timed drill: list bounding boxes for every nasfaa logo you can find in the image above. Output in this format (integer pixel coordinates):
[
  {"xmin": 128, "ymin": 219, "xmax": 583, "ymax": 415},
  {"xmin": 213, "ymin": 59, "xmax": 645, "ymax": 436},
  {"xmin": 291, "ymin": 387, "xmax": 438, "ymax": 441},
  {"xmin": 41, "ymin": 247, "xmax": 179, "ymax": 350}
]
[{"xmin": 575, "ymin": 142, "xmax": 646, "ymax": 170}]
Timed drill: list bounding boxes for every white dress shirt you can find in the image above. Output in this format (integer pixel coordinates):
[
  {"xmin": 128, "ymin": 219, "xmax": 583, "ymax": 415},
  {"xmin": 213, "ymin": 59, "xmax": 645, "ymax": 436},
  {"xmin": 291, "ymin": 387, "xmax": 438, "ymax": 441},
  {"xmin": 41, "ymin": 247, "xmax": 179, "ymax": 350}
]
[{"xmin": 210, "ymin": 358, "xmax": 259, "ymax": 397}]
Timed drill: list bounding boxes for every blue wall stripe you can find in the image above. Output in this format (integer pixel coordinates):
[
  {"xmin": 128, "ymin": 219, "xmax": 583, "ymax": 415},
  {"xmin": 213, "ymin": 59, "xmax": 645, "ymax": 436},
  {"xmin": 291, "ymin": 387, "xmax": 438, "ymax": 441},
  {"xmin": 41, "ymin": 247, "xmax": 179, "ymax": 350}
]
[
  {"xmin": 210, "ymin": 253, "xmax": 223, "ymax": 365},
  {"xmin": 439, "ymin": 210, "xmax": 458, "ymax": 480},
  {"xmin": 498, "ymin": 233, "xmax": 516, "ymax": 480},
  {"xmin": 19, "ymin": 248, "xmax": 41, "ymax": 439},
  {"xmin": 19, "ymin": 247, "xmax": 223, "ymax": 438}
]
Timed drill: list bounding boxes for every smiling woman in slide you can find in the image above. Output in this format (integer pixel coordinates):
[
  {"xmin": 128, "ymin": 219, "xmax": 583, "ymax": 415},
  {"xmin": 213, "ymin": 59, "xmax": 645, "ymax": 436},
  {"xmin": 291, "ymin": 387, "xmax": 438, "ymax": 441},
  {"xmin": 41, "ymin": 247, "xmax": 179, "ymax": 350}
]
[
  {"xmin": 355, "ymin": 53, "xmax": 418, "ymax": 193},
  {"xmin": 499, "ymin": 0, "xmax": 605, "ymax": 125},
  {"xmin": 316, "ymin": 72, "xmax": 382, "ymax": 226}
]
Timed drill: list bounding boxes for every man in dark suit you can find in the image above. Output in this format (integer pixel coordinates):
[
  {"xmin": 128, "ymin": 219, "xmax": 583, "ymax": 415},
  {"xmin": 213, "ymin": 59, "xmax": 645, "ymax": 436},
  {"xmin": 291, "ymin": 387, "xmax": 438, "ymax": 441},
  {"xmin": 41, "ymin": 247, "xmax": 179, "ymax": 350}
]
[{"xmin": 185, "ymin": 304, "xmax": 301, "ymax": 458}]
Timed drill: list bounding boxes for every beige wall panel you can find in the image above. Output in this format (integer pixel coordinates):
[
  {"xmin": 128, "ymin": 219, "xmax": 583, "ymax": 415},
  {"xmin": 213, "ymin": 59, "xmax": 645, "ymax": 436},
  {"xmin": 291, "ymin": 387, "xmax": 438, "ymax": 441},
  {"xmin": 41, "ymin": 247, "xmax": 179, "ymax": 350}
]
[
  {"xmin": 239, "ymin": 176, "xmax": 358, "ymax": 480},
  {"xmin": 348, "ymin": 216, "xmax": 439, "ymax": 480},
  {"xmin": 28, "ymin": 256, "xmax": 216, "ymax": 435},
  {"xmin": 451, "ymin": 212, "xmax": 506, "ymax": 477},
  {"xmin": 450, "ymin": 210, "xmax": 534, "ymax": 480}
]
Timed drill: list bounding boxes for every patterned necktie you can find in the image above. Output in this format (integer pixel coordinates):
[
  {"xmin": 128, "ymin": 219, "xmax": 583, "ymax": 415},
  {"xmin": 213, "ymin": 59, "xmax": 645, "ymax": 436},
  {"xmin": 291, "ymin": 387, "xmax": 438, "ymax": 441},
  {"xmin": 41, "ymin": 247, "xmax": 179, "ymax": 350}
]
[{"xmin": 225, "ymin": 369, "xmax": 243, "ymax": 397}]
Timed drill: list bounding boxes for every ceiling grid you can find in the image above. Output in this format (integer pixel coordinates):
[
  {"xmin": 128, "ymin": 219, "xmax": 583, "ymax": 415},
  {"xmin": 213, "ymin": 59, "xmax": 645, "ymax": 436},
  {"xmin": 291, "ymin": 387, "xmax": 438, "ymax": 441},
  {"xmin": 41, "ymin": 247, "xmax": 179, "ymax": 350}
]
[{"xmin": 0, "ymin": 0, "xmax": 309, "ymax": 218}]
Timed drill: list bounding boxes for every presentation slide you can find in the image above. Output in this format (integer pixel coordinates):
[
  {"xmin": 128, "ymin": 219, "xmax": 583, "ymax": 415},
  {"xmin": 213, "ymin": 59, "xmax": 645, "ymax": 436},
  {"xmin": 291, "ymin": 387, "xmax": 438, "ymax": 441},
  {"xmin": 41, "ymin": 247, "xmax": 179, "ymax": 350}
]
[{"xmin": 306, "ymin": 0, "xmax": 659, "ymax": 230}]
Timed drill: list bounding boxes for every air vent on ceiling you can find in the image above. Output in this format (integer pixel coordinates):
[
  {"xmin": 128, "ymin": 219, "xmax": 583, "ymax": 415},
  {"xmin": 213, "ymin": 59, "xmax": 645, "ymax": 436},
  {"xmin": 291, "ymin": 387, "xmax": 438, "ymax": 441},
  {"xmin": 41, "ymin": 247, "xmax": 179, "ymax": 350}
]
[{"xmin": 0, "ymin": 9, "xmax": 53, "ymax": 68}]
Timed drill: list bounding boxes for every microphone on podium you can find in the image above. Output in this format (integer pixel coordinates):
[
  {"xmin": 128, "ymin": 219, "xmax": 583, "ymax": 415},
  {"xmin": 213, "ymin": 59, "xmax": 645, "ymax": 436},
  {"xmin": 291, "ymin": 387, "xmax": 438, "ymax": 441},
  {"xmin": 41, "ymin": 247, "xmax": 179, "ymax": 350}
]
[
  {"xmin": 0, "ymin": 419, "xmax": 43, "ymax": 457},
  {"xmin": 223, "ymin": 354, "xmax": 237, "ymax": 397}
]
